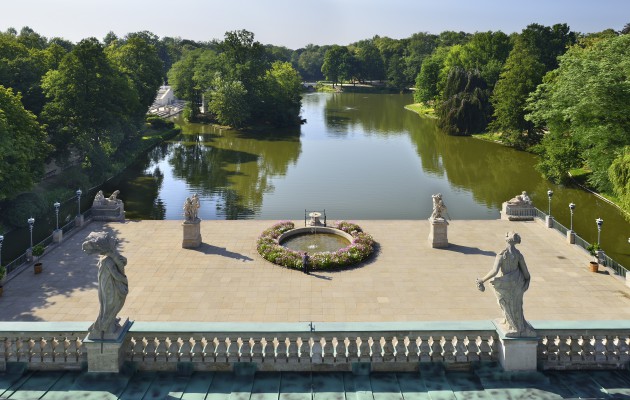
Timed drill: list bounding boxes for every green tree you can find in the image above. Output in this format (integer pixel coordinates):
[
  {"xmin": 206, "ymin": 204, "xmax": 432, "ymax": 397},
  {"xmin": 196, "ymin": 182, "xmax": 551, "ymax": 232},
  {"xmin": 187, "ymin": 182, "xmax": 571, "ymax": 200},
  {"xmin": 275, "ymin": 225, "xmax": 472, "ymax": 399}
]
[
  {"xmin": 297, "ymin": 44, "xmax": 326, "ymax": 81},
  {"xmin": 106, "ymin": 36, "xmax": 164, "ymax": 113},
  {"xmin": 0, "ymin": 86, "xmax": 50, "ymax": 200},
  {"xmin": 414, "ymin": 46, "xmax": 449, "ymax": 102},
  {"xmin": 207, "ymin": 74, "xmax": 250, "ymax": 128},
  {"xmin": 41, "ymin": 37, "xmax": 139, "ymax": 175},
  {"xmin": 608, "ymin": 147, "xmax": 630, "ymax": 211},
  {"xmin": 321, "ymin": 45, "xmax": 351, "ymax": 86},
  {"xmin": 526, "ymin": 34, "xmax": 630, "ymax": 189},
  {"xmin": 261, "ymin": 61, "xmax": 302, "ymax": 126},
  {"xmin": 354, "ymin": 41, "xmax": 385, "ymax": 82},
  {"xmin": 437, "ymin": 67, "xmax": 491, "ymax": 135},
  {"xmin": 489, "ymin": 38, "xmax": 545, "ymax": 148}
]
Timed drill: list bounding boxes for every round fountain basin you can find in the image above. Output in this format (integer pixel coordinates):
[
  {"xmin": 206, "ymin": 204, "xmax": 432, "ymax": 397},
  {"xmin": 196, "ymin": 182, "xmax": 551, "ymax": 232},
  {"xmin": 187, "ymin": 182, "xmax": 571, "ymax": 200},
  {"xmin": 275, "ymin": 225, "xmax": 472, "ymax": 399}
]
[{"xmin": 278, "ymin": 227, "xmax": 353, "ymax": 253}]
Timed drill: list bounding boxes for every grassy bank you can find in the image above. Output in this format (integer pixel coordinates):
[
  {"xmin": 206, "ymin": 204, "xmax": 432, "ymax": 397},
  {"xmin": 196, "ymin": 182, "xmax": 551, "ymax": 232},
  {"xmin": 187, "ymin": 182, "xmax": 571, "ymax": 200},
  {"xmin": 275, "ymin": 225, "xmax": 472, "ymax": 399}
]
[{"xmin": 404, "ymin": 103, "xmax": 437, "ymax": 118}]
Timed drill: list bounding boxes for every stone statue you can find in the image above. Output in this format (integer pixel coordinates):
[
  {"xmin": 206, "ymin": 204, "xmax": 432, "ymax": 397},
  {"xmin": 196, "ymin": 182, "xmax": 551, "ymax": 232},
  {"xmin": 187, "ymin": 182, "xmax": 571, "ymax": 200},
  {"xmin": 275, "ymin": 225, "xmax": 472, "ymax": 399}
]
[
  {"xmin": 430, "ymin": 193, "xmax": 448, "ymax": 220},
  {"xmin": 93, "ymin": 190, "xmax": 105, "ymax": 206},
  {"xmin": 191, "ymin": 193, "xmax": 200, "ymax": 220},
  {"xmin": 476, "ymin": 232, "xmax": 535, "ymax": 338},
  {"xmin": 508, "ymin": 191, "xmax": 531, "ymax": 205},
  {"xmin": 108, "ymin": 190, "xmax": 120, "ymax": 202},
  {"xmin": 82, "ymin": 231, "xmax": 128, "ymax": 338},
  {"xmin": 184, "ymin": 194, "xmax": 200, "ymax": 221}
]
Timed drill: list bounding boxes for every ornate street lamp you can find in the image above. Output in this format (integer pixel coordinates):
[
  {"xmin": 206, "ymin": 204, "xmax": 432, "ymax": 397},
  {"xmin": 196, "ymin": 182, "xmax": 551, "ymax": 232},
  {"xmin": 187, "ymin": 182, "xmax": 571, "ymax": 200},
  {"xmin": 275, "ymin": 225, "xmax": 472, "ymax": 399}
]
[
  {"xmin": 596, "ymin": 218, "xmax": 603, "ymax": 246},
  {"xmin": 547, "ymin": 190, "xmax": 554, "ymax": 216},
  {"xmin": 28, "ymin": 217, "xmax": 35, "ymax": 251},
  {"xmin": 76, "ymin": 189, "xmax": 82, "ymax": 217},
  {"xmin": 54, "ymin": 201, "xmax": 60, "ymax": 231},
  {"xmin": 569, "ymin": 203, "xmax": 575, "ymax": 231}
]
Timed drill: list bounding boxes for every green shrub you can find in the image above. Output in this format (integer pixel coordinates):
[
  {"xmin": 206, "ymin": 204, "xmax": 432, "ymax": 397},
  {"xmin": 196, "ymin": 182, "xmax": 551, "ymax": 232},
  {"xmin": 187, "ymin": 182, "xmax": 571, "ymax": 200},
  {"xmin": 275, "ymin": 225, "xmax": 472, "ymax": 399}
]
[
  {"xmin": 32, "ymin": 244, "xmax": 45, "ymax": 257},
  {"xmin": 3, "ymin": 192, "xmax": 47, "ymax": 228},
  {"xmin": 146, "ymin": 116, "xmax": 175, "ymax": 130}
]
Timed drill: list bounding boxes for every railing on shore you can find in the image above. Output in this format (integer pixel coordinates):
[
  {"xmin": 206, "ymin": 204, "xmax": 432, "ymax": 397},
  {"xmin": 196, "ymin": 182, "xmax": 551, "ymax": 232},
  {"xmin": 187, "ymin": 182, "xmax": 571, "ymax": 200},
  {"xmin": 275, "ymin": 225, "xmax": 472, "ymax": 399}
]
[
  {"xmin": 532, "ymin": 207, "xmax": 627, "ymax": 278},
  {"xmin": 2, "ymin": 321, "xmax": 629, "ymax": 372}
]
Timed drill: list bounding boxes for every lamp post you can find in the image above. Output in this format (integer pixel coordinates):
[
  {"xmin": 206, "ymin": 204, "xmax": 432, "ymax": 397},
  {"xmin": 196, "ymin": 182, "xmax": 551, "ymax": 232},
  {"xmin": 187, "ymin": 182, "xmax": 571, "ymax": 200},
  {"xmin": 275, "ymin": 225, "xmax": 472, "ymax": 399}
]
[
  {"xmin": 596, "ymin": 218, "xmax": 603, "ymax": 246},
  {"xmin": 27, "ymin": 217, "xmax": 35, "ymax": 261},
  {"xmin": 567, "ymin": 203, "xmax": 576, "ymax": 244},
  {"xmin": 0, "ymin": 235, "xmax": 3, "ymax": 268},
  {"xmin": 76, "ymin": 189, "xmax": 82, "ymax": 216},
  {"xmin": 546, "ymin": 190, "xmax": 554, "ymax": 228},
  {"xmin": 53, "ymin": 201, "xmax": 63, "ymax": 243},
  {"xmin": 75, "ymin": 189, "xmax": 83, "ymax": 227}
]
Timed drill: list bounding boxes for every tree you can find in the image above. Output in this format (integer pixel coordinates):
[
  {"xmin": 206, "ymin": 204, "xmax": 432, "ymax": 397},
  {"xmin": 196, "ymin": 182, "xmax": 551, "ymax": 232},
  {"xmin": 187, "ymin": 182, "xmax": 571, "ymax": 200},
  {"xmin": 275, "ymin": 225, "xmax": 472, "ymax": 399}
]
[
  {"xmin": 526, "ymin": 34, "xmax": 630, "ymax": 190},
  {"xmin": 608, "ymin": 147, "xmax": 630, "ymax": 211},
  {"xmin": 321, "ymin": 45, "xmax": 351, "ymax": 86},
  {"xmin": 437, "ymin": 67, "xmax": 491, "ymax": 135},
  {"xmin": 354, "ymin": 41, "xmax": 385, "ymax": 82},
  {"xmin": 0, "ymin": 86, "xmax": 50, "ymax": 200},
  {"xmin": 414, "ymin": 46, "xmax": 449, "ymax": 103},
  {"xmin": 106, "ymin": 36, "xmax": 164, "ymax": 113},
  {"xmin": 41, "ymin": 37, "xmax": 139, "ymax": 175},
  {"xmin": 489, "ymin": 38, "xmax": 545, "ymax": 148},
  {"xmin": 297, "ymin": 44, "xmax": 326, "ymax": 81},
  {"xmin": 207, "ymin": 75, "xmax": 250, "ymax": 128},
  {"xmin": 261, "ymin": 61, "xmax": 302, "ymax": 126}
]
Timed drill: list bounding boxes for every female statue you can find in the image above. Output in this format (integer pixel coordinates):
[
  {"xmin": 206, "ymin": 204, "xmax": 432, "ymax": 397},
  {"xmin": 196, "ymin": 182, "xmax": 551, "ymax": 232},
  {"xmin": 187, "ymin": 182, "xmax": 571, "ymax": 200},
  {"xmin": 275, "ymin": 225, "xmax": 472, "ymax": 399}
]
[
  {"xmin": 82, "ymin": 231, "xmax": 128, "ymax": 337},
  {"xmin": 476, "ymin": 232, "xmax": 535, "ymax": 337}
]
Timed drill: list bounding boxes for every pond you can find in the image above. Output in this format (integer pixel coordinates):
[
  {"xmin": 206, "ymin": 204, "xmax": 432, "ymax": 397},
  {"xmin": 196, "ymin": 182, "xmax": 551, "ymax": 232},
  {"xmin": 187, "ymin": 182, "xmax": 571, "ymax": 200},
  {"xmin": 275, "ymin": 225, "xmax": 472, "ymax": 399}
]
[{"xmin": 101, "ymin": 93, "xmax": 629, "ymax": 265}]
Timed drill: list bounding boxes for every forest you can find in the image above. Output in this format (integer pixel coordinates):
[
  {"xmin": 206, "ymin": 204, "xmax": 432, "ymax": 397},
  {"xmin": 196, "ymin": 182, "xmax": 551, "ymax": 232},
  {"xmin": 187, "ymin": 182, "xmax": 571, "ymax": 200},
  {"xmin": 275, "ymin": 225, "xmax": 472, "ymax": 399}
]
[{"xmin": 0, "ymin": 22, "xmax": 629, "ymax": 230}]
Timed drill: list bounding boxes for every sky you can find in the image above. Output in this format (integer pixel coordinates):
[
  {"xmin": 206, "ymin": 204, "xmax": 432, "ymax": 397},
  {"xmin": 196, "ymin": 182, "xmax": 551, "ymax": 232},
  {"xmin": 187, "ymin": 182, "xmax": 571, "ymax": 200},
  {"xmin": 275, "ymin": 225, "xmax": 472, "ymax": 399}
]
[{"xmin": 1, "ymin": 0, "xmax": 629, "ymax": 48}]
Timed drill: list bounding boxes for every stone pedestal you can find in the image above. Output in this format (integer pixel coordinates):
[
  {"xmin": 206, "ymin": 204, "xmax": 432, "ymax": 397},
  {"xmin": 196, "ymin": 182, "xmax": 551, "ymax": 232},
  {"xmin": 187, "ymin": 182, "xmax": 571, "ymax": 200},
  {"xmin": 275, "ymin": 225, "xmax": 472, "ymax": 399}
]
[
  {"xmin": 494, "ymin": 319, "xmax": 538, "ymax": 371},
  {"xmin": 53, "ymin": 229, "xmax": 63, "ymax": 243},
  {"xmin": 26, "ymin": 248, "xmax": 33, "ymax": 262},
  {"xmin": 545, "ymin": 215, "xmax": 553, "ymax": 228},
  {"xmin": 92, "ymin": 200, "xmax": 125, "ymax": 222},
  {"xmin": 182, "ymin": 219, "xmax": 202, "ymax": 248},
  {"xmin": 84, "ymin": 319, "xmax": 132, "ymax": 373},
  {"xmin": 501, "ymin": 202, "xmax": 535, "ymax": 221},
  {"xmin": 75, "ymin": 215, "xmax": 84, "ymax": 227},
  {"xmin": 428, "ymin": 218, "xmax": 449, "ymax": 248},
  {"xmin": 566, "ymin": 230, "xmax": 575, "ymax": 244}
]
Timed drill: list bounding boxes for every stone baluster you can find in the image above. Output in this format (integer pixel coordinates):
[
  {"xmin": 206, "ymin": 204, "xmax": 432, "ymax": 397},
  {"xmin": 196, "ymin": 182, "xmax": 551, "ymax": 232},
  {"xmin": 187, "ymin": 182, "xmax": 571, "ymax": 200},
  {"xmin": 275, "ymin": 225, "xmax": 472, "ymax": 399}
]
[
  {"xmin": 346, "ymin": 337, "xmax": 358, "ymax": 362},
  {"xmin": 287, "ymin": 337, "xmax": 299, "ymax": 364},
  {"xmin": 582, "ymin": 336, "xmax": 595, "ymax": 362},
  {"xmin": 478, "ymin": 336, "xmax": 493, "ymax": 362},
  {"xmin": 466, "ymin": 336, "xmax": 480, "ymax": 362},
  {"xmin": 192, "ymin": 337, "xmax": 205, "ymax": 362},
  {"xmin": 298, "ymin": 337, "xmax": 310, "ymax": 363},
  {"xmin": 558, "ymin": 335, "xmax": 570, "ymax": 363},
  {"xmin": 311, "ymin": 337, "xmax": 322, "ymax": 364},
  {"xmin": 263, "ymin": 337, "xmax": 276, "ymax": 363},
  {"xmin": 406, "ymin": 337, "xmax": 419, "ymax": 363},
  {"xmin": 442, "ymin": 337, "xmax": 455, "ymax": 363},
  {"xmin": 214, "ymin": 338, "xmax": 227, "ymax": 363},
  {"xmin": 67, "ymin": 337, "xmax": 82, "ymax": 363},
  {"xmin": 179, "ymin": 337, "xmax": 192, "ymax": 362},
  {"xmin": 251, "ymin": 337, "xmax": 263, "ymax": 363},
  {"xmin": 394, "ymin": 336, "xmax": 408, "ymax": 362},
  {"xmin": 152, "ymin": 337, "xmax": 165, "ymax": 363},
  {"xmin": 605, "ymin": 336, "xmax": 618, "ymax": 362},
  {"xmin": 358, "ymin": 337, "xmax": 371, "ymax": 363},
  {"xmin": 537, "ymin": 335, "xmax": 548, "ymax": 361},
  {"xmin": 26, "ymin": 338, "xmax": 36, "ymax": 362},
  {"xmin": 594, "ymin": 335, "xmax": 607, "ymax": 362},
  {"xmin": 276, "ymin": 338, "xmax": 288, "ymax": 364},
  {"xmin": 453, "ymin": 336, "xmax": 467, "ymax": 363},
  {"xmin": 619, "ymin": 335, "xmax": 630, "ymax": 363},
  {"xmin": 418, "ymin": 336, "xmax": 431, "ymax": 362},
  {"xmin": 322, "ymin": 337, "xmax": 334, "ymax": 364},
  {"xmin": 42, "ymin": 337, "xmax": 54, "ymax": 363},
  {"xmin": 382, "ymin": 336, "xmax": 395, "ymax": 363},
  {"xmin": 227, "ymin": 337, "xmax": 239, "ymax": 363},
  {"xmin": 430, "ymin": 336, "xmax": 444, "ymax": 362},
  {"xmin": 371, "ymin": 337, "xmax": 383, "ymax": 363},
  {"xmin": 240, "ymin": 338, "xmax": 252, "ymax": 362},
  {"xmin": 569, "ymin": 336, "xmax": 582, "ymax": 362}
]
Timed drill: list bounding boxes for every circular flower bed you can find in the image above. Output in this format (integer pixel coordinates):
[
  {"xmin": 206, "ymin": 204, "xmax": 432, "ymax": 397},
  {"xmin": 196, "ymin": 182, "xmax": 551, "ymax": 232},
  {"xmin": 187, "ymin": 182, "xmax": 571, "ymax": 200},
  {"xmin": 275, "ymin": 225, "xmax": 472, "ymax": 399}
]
[{"xmin": 257, "ymin": 220, "xmax": 375, "ymax": 270}]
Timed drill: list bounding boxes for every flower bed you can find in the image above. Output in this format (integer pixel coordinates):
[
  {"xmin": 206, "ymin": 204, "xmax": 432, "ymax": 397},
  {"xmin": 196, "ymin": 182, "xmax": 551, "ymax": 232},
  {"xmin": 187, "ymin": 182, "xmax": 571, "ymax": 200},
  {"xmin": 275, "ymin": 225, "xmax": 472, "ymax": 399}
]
[{"xmin": 256, "ymin": 221, "xmax": 375, "ymax": 270}]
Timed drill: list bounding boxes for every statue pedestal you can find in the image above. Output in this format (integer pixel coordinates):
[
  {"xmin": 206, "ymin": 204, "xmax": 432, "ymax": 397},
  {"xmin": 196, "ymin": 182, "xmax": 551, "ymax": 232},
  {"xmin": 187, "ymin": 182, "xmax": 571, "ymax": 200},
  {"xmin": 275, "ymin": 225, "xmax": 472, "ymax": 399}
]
[
  {"xmin": 566, "ymin": 230, "xmax": 575, "ymax": 244},
  {"xmin": 182, "ymin": 219, "xmax": 202, "ymax": 248},
  {"xmin": 493, "ymin": 319, "xmax": 538, "ymax": 371},
  {"xmin": 84, "ymin": 319, "xmax": 132, "ymax": 373},
  {"xmin": 75, "ymin": 215, "xmax": 84, "ymax": 227},
  {"xmin": 501, "ymin": 202, "xmax": 535, "ymax": 221},
  {"xmin": 428, "ymin": 218, "xmax": 449, "ymax": 248},
  {"xmin": 53, "ymin": 229, "xmax": 63, "ymax": 243},
  {"xmin": 92, "ymin": 200, "xmax": 125, "ymax": 222}
]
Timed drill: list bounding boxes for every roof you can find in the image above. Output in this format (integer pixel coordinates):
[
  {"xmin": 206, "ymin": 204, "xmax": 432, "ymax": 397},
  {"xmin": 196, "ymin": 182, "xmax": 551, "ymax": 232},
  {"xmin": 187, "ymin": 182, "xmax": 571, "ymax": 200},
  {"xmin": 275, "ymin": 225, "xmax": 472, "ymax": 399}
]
[{"xmin": 2, "ymin": 363, "xmax": 630, "ymax": 399}]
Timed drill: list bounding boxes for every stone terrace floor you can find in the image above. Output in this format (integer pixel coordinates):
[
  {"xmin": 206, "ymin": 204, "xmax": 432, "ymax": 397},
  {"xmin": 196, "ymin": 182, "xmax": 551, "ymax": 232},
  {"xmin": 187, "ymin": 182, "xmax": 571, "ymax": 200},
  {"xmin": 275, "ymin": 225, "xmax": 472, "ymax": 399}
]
[{"xmin": 1, "ymin": 219, "xmax": 629, "ymax": 323}]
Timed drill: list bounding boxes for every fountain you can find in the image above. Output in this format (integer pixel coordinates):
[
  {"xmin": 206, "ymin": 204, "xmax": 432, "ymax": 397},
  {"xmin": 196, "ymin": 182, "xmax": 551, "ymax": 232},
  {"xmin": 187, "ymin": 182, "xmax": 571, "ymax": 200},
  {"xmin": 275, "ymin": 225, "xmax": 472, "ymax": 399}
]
[{"xmin": 278, "ymin": 226, "xmax": 353, "ymax": 254}]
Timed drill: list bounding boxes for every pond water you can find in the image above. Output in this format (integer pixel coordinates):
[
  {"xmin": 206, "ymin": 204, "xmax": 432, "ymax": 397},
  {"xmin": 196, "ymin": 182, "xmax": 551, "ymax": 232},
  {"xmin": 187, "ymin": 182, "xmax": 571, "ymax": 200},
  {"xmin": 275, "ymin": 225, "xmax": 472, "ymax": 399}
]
[
  {"xmin": 101, "ymin": 93, "xmax": 629, "ymax": 265},
  {"xmin": 281, "ymin": 233, "xmax": 351, "ymax": 253}
]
